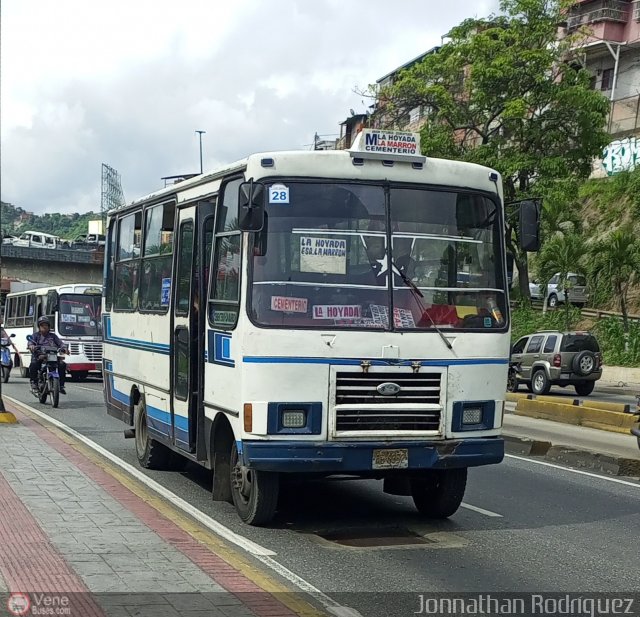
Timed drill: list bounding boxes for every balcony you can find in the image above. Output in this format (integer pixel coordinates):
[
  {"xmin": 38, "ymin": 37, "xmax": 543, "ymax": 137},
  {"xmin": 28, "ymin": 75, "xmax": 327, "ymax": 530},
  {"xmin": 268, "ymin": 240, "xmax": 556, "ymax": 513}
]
[
  {"xmin": 634, "ymin": 0, "xmax": 640, "ymax": 20},
  {"xmin": 607, "ymin": 94, "xmax": 640, "ymax": 135},
  {"xmin": 567, "ymin": 0, "xmax": 631, "ymax": 30}
]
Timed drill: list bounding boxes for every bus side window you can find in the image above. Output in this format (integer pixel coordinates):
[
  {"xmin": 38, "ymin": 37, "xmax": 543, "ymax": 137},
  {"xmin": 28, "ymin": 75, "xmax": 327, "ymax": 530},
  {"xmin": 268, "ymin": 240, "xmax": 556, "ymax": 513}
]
[
  {"xmin": 114, "ymin": 211, "xmax": 142, "ymax": 311},
  {"xmin": 4, "ymin": 297, "xmax": 15, "ymax": 328},
  {"xmin": 105, "ymin": 219, "xmax": 116, "ymax": 311},
  {"xmin": 209, "ymin": 178, "xmax": 242, "ymax": 329},
  {"xmin": 139, "ymin": 202, "xmax": 175, "ymax": 312}
]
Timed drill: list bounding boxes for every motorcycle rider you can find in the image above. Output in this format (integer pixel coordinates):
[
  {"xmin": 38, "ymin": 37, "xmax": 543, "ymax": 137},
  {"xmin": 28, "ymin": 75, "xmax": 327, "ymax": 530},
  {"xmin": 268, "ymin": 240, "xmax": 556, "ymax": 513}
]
[
  {"xmin": 0, "ymin": 318, "xmax": 19, "ymax": 354},
  {"xmin": 28, "ymin": 316, "xmax": 69, "ymax": 394}
]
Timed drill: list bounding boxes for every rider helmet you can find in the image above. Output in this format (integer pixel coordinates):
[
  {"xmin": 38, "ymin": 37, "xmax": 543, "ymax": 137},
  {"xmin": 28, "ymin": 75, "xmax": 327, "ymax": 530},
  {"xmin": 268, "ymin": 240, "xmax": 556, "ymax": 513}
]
[{"xmin": 37, "ymin": 316, "xmax": 51, "ymax": 327}]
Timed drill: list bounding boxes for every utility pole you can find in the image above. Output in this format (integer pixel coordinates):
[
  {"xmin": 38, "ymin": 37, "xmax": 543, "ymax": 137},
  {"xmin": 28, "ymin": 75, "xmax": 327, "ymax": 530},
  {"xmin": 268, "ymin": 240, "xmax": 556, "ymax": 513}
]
[{"xmin": 196, "ymin": 130, "xmax": 206, "ymax": 174}]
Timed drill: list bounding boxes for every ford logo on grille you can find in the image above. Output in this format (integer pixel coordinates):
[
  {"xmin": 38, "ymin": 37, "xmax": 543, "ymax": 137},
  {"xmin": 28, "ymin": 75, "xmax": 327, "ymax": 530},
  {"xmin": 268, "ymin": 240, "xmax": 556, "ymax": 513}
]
[{"xmin": 376, "ymin": 382, "xmax": 401, "ymax": 396}]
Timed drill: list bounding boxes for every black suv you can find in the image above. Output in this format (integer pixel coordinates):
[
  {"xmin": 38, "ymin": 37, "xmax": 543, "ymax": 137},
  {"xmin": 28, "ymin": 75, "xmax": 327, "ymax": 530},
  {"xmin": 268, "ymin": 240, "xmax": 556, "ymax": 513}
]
[{"xmin": 508, "ymin": 330, "xmax": 602, "ymax": 396}]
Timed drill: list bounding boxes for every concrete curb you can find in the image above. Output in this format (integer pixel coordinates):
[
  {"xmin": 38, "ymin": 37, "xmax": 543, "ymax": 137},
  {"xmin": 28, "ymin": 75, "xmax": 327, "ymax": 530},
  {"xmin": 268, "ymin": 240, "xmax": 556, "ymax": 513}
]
[
  {"xmin": 504, "ymin": 433, "xmax": 640, "ymax": 477},
  {"xmin": 514, "ymin": 398, "xmax": 637, "ymax": 434}
]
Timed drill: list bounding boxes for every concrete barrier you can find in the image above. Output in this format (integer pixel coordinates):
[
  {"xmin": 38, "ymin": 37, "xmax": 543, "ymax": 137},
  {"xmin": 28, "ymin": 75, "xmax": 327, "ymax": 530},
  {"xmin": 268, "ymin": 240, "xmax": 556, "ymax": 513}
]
[
  {"xmin": 0, "ymin": 411, "xmax": 18, "ymax": 424},
  {"xmin": 601, "ymin": 365, "xmax": 640, "ymax": 388},
  {"xmin": 514, "ymin": 398, "xmax": 637, "ymax": 435}
]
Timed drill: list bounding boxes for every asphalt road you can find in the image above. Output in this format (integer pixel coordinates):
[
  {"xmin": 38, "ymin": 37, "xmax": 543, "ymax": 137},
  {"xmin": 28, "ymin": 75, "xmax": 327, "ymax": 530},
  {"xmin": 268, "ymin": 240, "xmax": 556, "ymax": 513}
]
[{"xmin": 2, "ymin": 376, "xmax": 639, "ymax": 617}]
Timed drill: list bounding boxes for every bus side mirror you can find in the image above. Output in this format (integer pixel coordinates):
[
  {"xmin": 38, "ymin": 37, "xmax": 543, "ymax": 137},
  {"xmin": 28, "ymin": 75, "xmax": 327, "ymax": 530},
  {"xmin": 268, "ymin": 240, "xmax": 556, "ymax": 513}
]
[
  {"xmin": 518, "ymin": 200, "xmax": 541, "ymax": 252},
  {"xmin": 238, "ymin": 181, "xmax": 265, "ymax": 232}
]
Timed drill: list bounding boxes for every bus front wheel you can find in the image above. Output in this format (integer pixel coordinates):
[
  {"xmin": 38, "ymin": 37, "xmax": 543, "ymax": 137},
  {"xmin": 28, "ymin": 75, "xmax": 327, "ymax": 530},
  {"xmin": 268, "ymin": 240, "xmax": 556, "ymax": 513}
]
[
  {"xmin": 410, "ymin": 468, "xmax": 467, "ymax": 519},
  {"xmin": 230, "ymin": 441, "xmax": 279, "ymax": 526}
]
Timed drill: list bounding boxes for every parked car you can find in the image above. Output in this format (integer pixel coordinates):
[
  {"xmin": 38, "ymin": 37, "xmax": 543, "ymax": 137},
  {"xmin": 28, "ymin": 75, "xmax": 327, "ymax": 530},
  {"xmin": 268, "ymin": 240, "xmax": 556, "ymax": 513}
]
[
  {"xmin": 12, "ymin": 231, "xmax": 64, "ymax": 249},
  {"xmin": 508, "ymin": 330, "xmax": 602, "ymax": 396},
  {"xmin": 529, "ymin": 272, "xmax": 589, "ymax": 308}
]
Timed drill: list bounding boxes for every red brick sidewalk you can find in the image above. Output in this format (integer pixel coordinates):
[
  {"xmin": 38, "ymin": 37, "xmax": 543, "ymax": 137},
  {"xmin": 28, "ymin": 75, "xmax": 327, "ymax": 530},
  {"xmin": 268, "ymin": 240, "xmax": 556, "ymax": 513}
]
[{"xmin": 0, "ymin": 405, "xmax": 319, "ymax": 617}]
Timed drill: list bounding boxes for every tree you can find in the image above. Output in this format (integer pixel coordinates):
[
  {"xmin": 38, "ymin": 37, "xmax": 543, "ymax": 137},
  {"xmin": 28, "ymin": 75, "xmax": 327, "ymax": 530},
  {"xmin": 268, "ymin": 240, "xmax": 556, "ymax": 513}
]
[
  {"xmin": 536, "ymin": 232, "xmax": 586, "ymax": 330},
  {"xmin": 588, "ymin": 226, "xmax": 640, "ymax": 344},
  {"xmin": 373, "ymin": 0, "xmax": 610, "ymax": 299}
]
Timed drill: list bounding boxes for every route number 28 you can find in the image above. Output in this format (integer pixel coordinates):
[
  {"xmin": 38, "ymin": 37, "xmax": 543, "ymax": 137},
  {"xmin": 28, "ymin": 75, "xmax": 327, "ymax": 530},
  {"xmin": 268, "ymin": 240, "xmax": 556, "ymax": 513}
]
[{"xmin": 269, "ymin": 184, "xmax": 289, "ymax": 204}]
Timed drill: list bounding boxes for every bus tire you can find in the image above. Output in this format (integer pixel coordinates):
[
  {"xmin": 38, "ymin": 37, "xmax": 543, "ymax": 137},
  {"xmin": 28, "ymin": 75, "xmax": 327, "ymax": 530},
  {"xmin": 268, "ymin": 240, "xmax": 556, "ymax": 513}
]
[
  {"xmin": 134, "ymin": 397, "xmax": 174, "ymax": 470},
  {"xmin": 230, "ymin": 441, "xmax": 279, "ymax": 526},
  {"xmin": 70, "ymin": 371, "xmax": 88, "ymax": 382},
  {"xmin": 20, "ymin": 366, "xmax": 29, "ymax": 379},
  {"xmin": 410, "ymin": 468, "xmax": 467, "ymax": 519}
]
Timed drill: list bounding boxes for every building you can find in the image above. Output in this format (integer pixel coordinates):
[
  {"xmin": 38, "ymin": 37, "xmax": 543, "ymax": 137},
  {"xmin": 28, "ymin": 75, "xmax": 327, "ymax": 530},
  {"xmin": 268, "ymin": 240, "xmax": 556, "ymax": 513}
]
[
  {"xmin": 371, "ymin": 47, "xmax": 441, "ymax": 132},
  {"xmin": 565, "ymin": 0, "xmax": 640, "ymax": 137},
  {"xmin": 335, "ymin": 114, "xmax": 368, "ymax": 150}
]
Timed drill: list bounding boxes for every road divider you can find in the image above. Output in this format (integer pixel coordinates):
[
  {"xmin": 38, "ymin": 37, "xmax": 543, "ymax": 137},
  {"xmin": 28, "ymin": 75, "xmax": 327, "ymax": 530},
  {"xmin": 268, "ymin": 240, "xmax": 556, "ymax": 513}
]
[
  {"xmin": 513, "ymin": 397, "xmax": 637, "ymax": 434},
  {"xmin": 504, "ymin": 435, "xmax": 640, "ymax": 477}
]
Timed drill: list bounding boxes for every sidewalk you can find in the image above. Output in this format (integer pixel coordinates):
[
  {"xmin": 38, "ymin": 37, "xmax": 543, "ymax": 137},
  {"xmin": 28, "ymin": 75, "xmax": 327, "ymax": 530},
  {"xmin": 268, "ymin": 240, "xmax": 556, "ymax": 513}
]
[{"xmin": 0, "ymin": 403, "xmax": 323, "ymax": 617}]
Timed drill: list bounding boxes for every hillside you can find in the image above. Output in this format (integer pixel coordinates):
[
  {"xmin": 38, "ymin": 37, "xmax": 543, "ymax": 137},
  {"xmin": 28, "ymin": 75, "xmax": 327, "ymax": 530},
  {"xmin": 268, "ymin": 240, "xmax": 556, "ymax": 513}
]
[{"xmin": 0, "ymin": 201, "xmax": 102, "ymax": 241}]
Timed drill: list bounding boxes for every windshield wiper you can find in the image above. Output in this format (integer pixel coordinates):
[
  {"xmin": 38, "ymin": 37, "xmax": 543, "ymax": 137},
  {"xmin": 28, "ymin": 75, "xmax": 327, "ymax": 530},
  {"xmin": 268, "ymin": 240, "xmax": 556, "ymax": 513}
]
[{"xmin": 391, "ymin": 261, "xmax": 454, "ymax": 352}]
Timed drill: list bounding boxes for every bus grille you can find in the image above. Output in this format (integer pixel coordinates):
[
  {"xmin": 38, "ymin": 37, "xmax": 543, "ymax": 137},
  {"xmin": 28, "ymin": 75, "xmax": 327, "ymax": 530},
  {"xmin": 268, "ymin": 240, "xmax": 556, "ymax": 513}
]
[
  {"xmin": 69, "ymin": 343, "xmax": 102, "ymax": 362},
  {"xmin": 335, "ymin": 371, "xmax": 442, "ymax": 432}
]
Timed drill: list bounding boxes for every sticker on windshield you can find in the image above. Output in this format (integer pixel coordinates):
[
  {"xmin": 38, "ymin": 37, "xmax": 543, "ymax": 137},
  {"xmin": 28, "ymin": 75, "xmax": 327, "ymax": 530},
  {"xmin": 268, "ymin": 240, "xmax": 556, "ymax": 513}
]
[
  {"xmin": 71, "ymin": 306, "xmax": 85, "ymax": 315},
  {"xmin": 271, "ymin": 296, "xmax": 308, "ymax": 313},
  {"xmin": 300, "ymin": 236, "xmax": 347, "ymax": 275},
  {"xmin": 78, "ymin": 316, "xmax": 91, "ymax": 323},
  {"xmin": 484, "ymin": 317, "xmax": 493, "ymax": 328},
  {"xmin": 61, "ymin": 314, "xmax": 77, "ymax": 323},
  {"xmin": 269, "ymin": 183, "xmax": 290, "ymax": 204},
  {"xmin": 313, "ymin": 305, "xmax": 361, "ymax": 320}
]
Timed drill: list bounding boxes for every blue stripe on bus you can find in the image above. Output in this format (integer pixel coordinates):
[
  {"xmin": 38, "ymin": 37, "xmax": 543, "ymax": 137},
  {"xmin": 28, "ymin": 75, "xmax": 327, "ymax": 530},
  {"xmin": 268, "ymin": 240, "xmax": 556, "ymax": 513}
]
[
  {"xmin": 102, "ymin": 314, "xmax": 170, "ymax": 355},
  {"xmin": 104, "ymin": 359, "xmax": 188, "ymax": 432},
  {"xmin": 242, "ymin": 356, "xmax": 509, "ymax": 366}
]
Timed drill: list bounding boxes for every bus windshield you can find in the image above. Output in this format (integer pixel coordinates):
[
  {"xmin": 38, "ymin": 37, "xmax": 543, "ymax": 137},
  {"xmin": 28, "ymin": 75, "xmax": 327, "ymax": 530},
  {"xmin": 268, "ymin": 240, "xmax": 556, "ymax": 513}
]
[
  {"xmin": 58, "ymin": 294, "xmax": 102, "ymax": 337},
  {"xmin": 249, "ymin": 182, "xmax": 506, "ymax": 331}
]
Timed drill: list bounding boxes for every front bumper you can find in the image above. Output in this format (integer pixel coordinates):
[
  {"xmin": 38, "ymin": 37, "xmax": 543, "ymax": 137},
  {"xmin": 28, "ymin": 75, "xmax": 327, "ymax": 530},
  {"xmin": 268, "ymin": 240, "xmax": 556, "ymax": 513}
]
[{"xmin": 241, "ymin": 437, "xmax": 504, "ymax": 473}]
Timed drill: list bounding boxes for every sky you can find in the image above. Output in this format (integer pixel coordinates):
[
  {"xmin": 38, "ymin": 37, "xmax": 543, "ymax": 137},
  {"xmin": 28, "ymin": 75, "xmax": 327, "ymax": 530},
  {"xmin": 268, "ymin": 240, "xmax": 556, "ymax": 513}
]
[{"xmin": 1, "ymin": 0, "xmax": 498, "ymax": 215}]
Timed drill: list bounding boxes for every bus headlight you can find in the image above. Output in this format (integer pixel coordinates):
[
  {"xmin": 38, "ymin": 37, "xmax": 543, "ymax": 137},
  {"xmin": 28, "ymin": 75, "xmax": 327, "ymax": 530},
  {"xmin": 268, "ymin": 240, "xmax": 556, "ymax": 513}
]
[
  {"xmin": 462, "ymin": 407, "xmax": 483, "ymax": 425},
  {"xmin": 281, "ymin": 410, "xmax": 306, "ymax": 429}
]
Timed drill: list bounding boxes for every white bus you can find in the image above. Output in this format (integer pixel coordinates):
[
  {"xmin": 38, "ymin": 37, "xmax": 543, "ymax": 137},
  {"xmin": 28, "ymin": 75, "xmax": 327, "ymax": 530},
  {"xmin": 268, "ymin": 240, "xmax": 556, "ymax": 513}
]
[
  {"xmin": 102, "ymin": 130, "xmax": 539, "ymax": 525},
  {"xmin": 3, "ymin": 284, "xmax": 103, "ymax": 380}
]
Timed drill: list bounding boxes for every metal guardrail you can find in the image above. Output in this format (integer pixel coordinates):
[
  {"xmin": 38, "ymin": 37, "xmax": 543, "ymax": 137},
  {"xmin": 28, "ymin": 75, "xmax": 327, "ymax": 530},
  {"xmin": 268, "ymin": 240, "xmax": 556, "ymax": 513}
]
[
  {"xmin": 0, "ymin": 245, "xmax": 104, "ymax": 264},
  {"xmin": 510, "ymin": 300, "xmax": 640, "ymax": 322}
]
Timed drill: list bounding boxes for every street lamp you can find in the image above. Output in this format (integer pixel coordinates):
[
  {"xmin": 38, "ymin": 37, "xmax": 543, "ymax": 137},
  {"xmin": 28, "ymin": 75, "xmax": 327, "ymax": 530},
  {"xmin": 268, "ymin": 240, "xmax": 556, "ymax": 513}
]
[{"xmin": 195, "ymin": 130, "xmax": 206, "ymax": 174}]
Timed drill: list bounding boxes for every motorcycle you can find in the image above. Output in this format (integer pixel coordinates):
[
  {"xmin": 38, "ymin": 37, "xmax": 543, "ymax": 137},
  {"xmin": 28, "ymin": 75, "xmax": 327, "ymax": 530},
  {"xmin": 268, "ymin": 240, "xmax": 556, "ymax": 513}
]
[
  {"xmin": 507, "ymin": 360, "xmax": 522, "ymax": 393},
  {"xmin": 631, "ymin": 394, "xmax": 640, "ymax": 451},
  {"xmin": 27, "ymin": 335, "xmax": 65, "ymax": 408},
  {"xmin": 1, "ymin": 334, "xmax": 16, "ymax": 383}
]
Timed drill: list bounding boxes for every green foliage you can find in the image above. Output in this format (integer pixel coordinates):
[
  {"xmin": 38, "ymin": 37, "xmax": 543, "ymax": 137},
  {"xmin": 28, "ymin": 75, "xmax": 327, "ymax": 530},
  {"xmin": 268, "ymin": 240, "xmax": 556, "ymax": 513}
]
[
  {"xmin": 587, "ymin": 224, "xmax": 640, "ymax": 332},
  {"xmin": 511, "ymin": 305, "xmax": 582, "ymax": 342},
  {"xmin": 593, "ymin": 318, "xmax": 640, "ymax": 367},
  {"xmin": 1, "ymin": 201, "xmax": 101, "ymax": 240},
  {"xmin": 375, "ymin": 0, "xmax": 610, "ymax": 299}
]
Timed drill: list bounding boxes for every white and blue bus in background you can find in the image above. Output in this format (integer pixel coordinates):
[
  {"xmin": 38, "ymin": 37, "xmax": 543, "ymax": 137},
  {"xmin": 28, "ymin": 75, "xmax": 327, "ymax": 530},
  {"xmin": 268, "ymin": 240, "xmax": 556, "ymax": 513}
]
[
  {"xmin": 102, "ymin": 129, "xmax": 539, "ymax": 525},
  {"xmin": 3, "ymin": 284, "xmax": 103, "ymax": 381}
]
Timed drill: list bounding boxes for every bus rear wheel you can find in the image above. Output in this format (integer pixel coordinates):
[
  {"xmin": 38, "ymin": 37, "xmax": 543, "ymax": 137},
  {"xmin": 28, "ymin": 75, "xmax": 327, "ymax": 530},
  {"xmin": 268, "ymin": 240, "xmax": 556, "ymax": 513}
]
[
  {"xmin": 410, "ymin": 468, "xmax": 467, "ymax": 519},
  {"xmin": 230, "ymin": 441, "xmax": 279, "ymax": 526},
  {"xmin": 134, "ymin": 397, "xmax": 175, "ymax": 470},
  {"xmin": 70, "ymin": 371, "xmax": 88, "ymax": 382}
]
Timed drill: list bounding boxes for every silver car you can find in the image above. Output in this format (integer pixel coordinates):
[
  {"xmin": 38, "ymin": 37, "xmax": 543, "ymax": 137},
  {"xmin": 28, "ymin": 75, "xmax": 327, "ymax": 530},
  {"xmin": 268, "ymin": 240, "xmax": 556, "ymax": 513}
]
[
  {"xmin": 529, "ymin": 272, "xmax": 589, "ymax": 308},
  {"xmin": 509, "ymin": 330, "xmax": 602, "ymax": 396}
]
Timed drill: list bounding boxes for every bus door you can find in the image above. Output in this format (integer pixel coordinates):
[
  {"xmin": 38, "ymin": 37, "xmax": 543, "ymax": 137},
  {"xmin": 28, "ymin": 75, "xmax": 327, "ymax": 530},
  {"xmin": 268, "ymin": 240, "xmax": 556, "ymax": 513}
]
[{"xmin": 171, "ymin": 202, "xmax": 215, "ymax": 455}]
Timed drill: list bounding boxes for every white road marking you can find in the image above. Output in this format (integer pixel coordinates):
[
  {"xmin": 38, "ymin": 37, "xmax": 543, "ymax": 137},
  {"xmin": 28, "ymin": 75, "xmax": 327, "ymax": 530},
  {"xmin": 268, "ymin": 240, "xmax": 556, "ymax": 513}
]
[
  {"xmin": 460, "ymin": 502, "xmax": 503, "ymax": 518},
  {"xmin": 506, "ymin": 454, "xmax": 640, "ymax": 488},
  {"xmin": 70, "ymin": 385, "xmax": 101, "ymax": 393},
  {"xmin": 5, "ymin": 396, "xmax": 359, "ymax": 616}
]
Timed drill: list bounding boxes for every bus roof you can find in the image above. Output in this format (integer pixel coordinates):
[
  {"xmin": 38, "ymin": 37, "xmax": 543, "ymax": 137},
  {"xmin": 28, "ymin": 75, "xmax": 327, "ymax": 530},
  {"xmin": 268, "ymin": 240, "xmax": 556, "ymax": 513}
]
[
  {"xmin": 6, "ymin": 284, "xmax": 102, "ymax": 297},
  {"xmin": 110, "ymin": 145, "xmax": 502, "ymax": 216}
]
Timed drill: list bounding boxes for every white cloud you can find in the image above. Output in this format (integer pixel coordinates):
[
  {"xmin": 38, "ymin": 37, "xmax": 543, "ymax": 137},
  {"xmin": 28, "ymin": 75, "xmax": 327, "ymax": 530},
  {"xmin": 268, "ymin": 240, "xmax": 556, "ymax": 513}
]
[{"xmin": 1, "ymin": 0, "xmax": 499, "ymax": 213}]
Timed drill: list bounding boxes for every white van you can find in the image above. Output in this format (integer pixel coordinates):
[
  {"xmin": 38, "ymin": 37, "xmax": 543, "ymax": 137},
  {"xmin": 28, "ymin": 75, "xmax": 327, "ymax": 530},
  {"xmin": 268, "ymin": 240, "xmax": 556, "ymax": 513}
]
[{"xmin": 12, "ymin": 231, "xmax": 63, "ymax": 249}]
